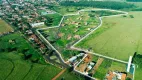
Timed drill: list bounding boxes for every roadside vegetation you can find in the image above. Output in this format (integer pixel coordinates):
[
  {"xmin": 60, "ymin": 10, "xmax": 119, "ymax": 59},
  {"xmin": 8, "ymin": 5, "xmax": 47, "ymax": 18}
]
[
  {"xmin": 127, "ymin": 0, "xmax": 142, "ymax": 2},
  {"xmin": 133, "ymin": 53, "xmax": 142, "ymax": 79}
]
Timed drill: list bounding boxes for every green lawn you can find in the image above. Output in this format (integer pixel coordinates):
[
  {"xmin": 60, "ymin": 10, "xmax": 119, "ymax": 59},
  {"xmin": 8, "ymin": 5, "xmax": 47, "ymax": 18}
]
[
  {"xmin": 77, "ymin": 11, "xmax": 142, "ymax": 61},
  {"xmin": 0, "ymin": 19, "xmax": 13, "ymax": 34}
]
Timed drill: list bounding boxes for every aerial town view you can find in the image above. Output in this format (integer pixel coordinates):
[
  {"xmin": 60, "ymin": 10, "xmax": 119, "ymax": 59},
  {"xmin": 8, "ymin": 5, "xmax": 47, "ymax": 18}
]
[{"xmin": 0, "ymin": 0, "xmax": 142, "ymax": 80}]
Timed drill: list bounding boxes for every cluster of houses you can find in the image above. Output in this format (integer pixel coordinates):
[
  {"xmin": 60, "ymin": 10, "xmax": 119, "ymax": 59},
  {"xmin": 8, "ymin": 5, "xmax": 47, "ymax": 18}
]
[
  {"xmin": 106, "ymin": 71, "xmax": 127, "ymax": 80},
  {"xmin": 0, "ymin": 0, "xmax": 56, "ymax": 30},
  {"xmin": 0, "ymin": 0, "xmax": 51, "ymax": 54},
  {"xmin": 83, "ymin": 61, "xmax": 96, "ymax": 75}
]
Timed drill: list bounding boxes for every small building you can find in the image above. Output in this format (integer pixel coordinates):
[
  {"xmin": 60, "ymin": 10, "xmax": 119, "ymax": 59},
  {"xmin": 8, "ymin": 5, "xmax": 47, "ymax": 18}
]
[{"xmin": 30, "ymin": 22, "xmax": 44, "ymax": 28}]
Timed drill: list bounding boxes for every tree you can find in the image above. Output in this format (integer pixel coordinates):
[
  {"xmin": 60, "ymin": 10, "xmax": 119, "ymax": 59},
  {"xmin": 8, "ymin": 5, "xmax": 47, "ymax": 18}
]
[{"xmin": 130, "ymin": 15, "xmax": 134, "ymax": 18}]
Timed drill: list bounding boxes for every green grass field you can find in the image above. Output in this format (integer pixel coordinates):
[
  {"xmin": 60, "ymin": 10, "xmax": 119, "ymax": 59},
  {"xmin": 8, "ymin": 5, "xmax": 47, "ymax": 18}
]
[
  {"xmin": 77, "ymin": 11, "xmax": 142, "ymax": 61},
  {"xmin": 0, "ymin": 19, "xmax": 13, "ymax": 34},
  {"xmin": 0, "ymin": 32, "xmax": 62, "ymax": 80},
  {"xmin": 57, "ymin": 70, "xmax": 85, "ymax": 80},
  {"xmin": 0, "ymin": 52, "xmax": 62, "ymax": 80}
]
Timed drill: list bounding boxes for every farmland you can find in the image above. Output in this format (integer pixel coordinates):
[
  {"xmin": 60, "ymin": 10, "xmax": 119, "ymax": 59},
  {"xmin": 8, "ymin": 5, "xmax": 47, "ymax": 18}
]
[
  {"xmin": 0, "ymin": 52, "xmax": 62, "ymax": 80},
  {"xmin": 0, "ymin": 19, "xmax": 13, "ymax": 34},
  {"xmin": 77, "ymin": 11, "xmax": 142, "ymax": 61},
  {"xmin": 0, "ymin": 32, "xmax": 61, "ymax": 80}
]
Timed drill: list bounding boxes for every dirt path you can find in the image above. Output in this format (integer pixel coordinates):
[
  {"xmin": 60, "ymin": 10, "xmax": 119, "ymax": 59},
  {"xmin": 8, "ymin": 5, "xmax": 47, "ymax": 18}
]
[
  {"xmin": 92, "ymin": 58, "xmax": 104, "ymax": 74},
  {"xmin": 52, "ymin": 68, "xmax": 66, "ymax": 80}
]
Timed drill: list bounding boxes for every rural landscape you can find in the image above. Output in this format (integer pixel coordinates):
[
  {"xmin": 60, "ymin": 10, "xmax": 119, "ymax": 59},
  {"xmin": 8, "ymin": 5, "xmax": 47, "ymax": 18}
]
[{"xmin": 0, "ymin": 0, "xmax": 142, "ymax": 80}]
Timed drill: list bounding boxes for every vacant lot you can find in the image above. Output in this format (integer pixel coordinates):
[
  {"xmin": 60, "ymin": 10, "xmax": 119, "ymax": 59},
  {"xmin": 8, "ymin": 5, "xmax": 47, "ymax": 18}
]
[
  {"xmin": 0, "ymin": 19, "xmax": 13, "ymax": 34},
  {"xmin": 77, "ymin": 12, "xmax": 142, "ymax": 61}
]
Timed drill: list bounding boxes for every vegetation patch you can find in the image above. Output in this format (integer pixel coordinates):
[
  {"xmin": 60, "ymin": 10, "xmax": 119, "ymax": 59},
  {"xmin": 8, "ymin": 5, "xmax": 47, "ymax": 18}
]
[
  {"xmin": 43, "ymin": 13, "xmax": 62, "ymax": 26},
  {"xmin": 0, "ymin": 19, "xmax": 13, "ymax": 34},
  {"xmin": 60, "ymin": 1, "xmax": 135, "ymax": 10}
]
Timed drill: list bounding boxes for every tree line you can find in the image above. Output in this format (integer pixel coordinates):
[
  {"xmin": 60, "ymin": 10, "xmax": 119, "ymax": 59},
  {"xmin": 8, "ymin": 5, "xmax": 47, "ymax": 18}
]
[
  {"xmin": 60, "ymin": 1, "xmax": 135, "ymax": 10},
  {"xmin": 127, "ymin": 0, "xmax": 142, "ymax": 2}
]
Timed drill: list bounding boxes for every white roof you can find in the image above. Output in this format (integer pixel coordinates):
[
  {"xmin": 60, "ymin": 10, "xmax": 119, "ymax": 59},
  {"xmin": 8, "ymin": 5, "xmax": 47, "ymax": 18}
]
[{"xmin": 68, "ymin": 56, "xmax": 77, "ymax": 62}]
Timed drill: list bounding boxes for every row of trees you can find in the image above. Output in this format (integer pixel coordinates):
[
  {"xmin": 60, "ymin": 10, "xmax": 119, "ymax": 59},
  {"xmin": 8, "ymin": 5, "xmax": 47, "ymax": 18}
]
[
  {"xmin": 133, "ymin": 53, "xmax": 142, "ymax": 68},
  {"xmin": 60, "ymin": 1, "xmax": 135, "ymax": 10},
  {"xmin": 127, "ymin": 0, "xmax": 142, "ymax": 2}
]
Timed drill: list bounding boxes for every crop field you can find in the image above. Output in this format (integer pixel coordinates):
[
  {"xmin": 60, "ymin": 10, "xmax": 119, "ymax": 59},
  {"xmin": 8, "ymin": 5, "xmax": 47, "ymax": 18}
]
[
  {"xmin": 0, "ymin": 32, "xmax": 62, "ymax": 80},
  {"xmin": 0, "ymin": 52, "xmax": 62, "ymax": 80},
  {"xmin": 77, "ymin": 11, "xmax": 142, "ymax": 61},
  {"xmin": 0, "ymin": 19, "xmax": 13, "ymax": 34},
  {"xmin": 57, "ymin": 69, "xmax": 85, "ymax": 80}
]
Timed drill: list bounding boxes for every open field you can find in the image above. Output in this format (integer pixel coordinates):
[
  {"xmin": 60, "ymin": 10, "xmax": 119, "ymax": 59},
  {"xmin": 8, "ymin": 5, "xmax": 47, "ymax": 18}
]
[
  {"xmin": 0, "ymin": 33, "xmax": 62, "ymax": 80},
  {"xmin": 57, "ymin": 69, "xmax": 85, "ymax": 80},
  {"xmin": 0, "ymin": 19, "xmax": 13, "ymax": 34},
  {"xmin": 77, "ymin": 11, "xmax": 142, "ymax": 61},
  {"xmin": 0, "ymin": 52, "xmax": 62, "ymax": 80}
]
